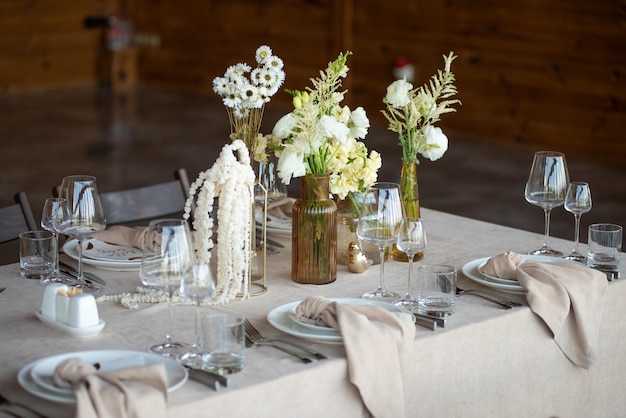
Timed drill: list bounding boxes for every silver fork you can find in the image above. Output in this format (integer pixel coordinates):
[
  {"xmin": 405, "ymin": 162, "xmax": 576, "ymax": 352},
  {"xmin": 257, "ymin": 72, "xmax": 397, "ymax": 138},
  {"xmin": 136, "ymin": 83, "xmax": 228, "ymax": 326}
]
[
  {"xmin": 244, "ymin": 320, "xmax": 326, "ymax": 363},
  {"xmin": 456, "ymin": 287, "xmax": 522, "ymax": 309}
]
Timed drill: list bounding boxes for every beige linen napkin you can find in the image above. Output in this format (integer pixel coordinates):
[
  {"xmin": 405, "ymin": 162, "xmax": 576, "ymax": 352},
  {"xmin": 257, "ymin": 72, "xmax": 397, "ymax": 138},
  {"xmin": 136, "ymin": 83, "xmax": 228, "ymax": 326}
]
[
  {"xmin": 94, "ymin": 225, "xmax": 159, "ymax": 251},
  {"xmin": 483, "ymin": 253, "xmax": 608, "ymax": 369},
  {"xmin": 296, "ymin": 296, "xmax": 416, "ymax": 418},
  {"xmin": 53, "ymin": 357, "xmax": 168, "ymax": 418}
]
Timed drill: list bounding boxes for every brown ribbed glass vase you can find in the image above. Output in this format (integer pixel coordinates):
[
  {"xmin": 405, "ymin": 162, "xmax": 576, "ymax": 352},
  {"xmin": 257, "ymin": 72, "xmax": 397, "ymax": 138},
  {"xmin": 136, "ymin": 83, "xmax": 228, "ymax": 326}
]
[
  {"xmin": 392, "ymin": 161, "xmax": 424, "ymax": 262},
  {"xmin": 291, "ymin": 174, "xmax": 337, "ymax": 284}
]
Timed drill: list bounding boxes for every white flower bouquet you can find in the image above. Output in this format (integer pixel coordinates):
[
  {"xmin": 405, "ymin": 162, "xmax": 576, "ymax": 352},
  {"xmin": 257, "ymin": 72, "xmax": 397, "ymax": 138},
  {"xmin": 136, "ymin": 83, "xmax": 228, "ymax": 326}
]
[
  {"xmin": 382, "ymin": 52, "xmax": 460, "ymax": 164},
  {"xmin": 212, "ymin": 45, "xmax": 285, "ymax": 162},
  {"xmin": 271, "ymin": 51, "xmax": 381, "ymax": 198}
]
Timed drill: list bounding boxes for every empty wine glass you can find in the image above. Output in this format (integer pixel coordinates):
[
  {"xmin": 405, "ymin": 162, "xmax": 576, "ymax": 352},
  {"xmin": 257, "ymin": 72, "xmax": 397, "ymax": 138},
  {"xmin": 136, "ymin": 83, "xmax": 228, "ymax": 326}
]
[
  {"xmin": 357, "ymin": 182, "xmax": 403, "ymax": 302},
  {"xmin": 393, "ymin": 217, "xmax": 427, "ymax": 311},
  {"xmin": 57, "ymin": 175, "xmax": 106, "ymax": 293},
  {"xmin": 178, "ymin": 264, "xmax": 216, "ymax": 368},
  {"xmin": 140, "ymin": 218, "xmax": 193, "ymax": 357},
  {"xmin": 564, "ymin": 182, "xmax": 592, "ymax": 262},
  {"xmin": 40, "ymin": 198, "xmax": 76, "ymax": 285},
  {"xmin": 524, "ymin": 151, "xmax": 569, "ymax": 256}
]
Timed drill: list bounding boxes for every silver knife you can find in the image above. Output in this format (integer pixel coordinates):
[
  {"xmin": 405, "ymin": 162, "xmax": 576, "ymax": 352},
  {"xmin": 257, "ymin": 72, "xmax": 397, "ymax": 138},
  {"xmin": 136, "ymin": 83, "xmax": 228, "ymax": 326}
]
[
  {"xmin": 185, "ymin": 367, "xmax": 228, "ymax": 391},
  {"xmin": 414, "ymin": 315, "xmax": 438, "ymax": 331},
  {"xmin": 59, "ymin": 261, "xmax": 107, "ymax": 285},
  {"xmin": 415, "ymin": 313, "xmax": 446, "ymax": 328}
]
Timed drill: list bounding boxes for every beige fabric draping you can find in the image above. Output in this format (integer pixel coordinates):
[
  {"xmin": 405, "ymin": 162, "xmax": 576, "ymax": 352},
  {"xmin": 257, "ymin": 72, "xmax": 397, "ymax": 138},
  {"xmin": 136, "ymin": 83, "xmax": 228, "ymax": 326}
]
[{"xmin": 0, "ymin": 209, "xmax": 624, "ymax": 418}]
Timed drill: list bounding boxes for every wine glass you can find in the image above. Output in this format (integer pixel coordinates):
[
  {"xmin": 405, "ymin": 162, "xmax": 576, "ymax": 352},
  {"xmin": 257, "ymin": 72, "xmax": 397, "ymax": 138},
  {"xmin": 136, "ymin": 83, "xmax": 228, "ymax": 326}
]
[
  {"xmin": 524, "ymin": 151, "xmax": 569, "ymax": 256},
  {"xmin": 40, "ymin": 198, "xmax": 76, "ymax": 285},
  {"xmin": 178, "ymin": 264, "xmax": 216, "ymax": 368},
  {"xmin": 356, "ymin": 182, "xmax": 403, "ymax": 301},
  {"xmin": 564, "ymin": 182, "xmax": 592, "ymax": 262},
  {"xmin": 393, "ymin": 217, "xmax": 427, "ymax": 311},
  {"xmin": 140, "ymin": 218, "xmax": 193, "ymax": 357},
  {"xmin": 57, "ymin": 175, "xmax": 106, "ymax": 293}
]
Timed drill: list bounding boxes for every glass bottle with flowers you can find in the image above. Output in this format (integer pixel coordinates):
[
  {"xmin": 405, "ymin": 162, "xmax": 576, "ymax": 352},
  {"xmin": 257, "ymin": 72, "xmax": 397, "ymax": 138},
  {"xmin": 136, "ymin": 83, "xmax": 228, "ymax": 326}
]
[
  {"xmin": 272, "ymin": 51, "xmax": 381, "ymax": 284},
  {"xmin": 382, "ymin": 52, "xmax": 460, "ymax": 261}
]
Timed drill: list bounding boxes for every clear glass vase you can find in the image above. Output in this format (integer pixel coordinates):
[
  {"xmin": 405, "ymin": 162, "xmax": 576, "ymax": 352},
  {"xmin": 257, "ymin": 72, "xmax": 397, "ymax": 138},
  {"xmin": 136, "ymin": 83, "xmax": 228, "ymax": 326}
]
[
  {"xmin": 292, "ymin": 174, "xmax": 337, "ymax": 284},
  {"xmin": 392, "ymin": 161, "xmax": 424, "ymax": 262}
]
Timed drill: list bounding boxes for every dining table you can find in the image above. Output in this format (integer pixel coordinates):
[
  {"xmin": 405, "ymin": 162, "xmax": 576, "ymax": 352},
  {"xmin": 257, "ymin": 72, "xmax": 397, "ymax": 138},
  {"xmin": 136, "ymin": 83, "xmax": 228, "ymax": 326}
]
[{"xmin": 0, "ymin": 208, "xmax": 624, "ymax": 418}]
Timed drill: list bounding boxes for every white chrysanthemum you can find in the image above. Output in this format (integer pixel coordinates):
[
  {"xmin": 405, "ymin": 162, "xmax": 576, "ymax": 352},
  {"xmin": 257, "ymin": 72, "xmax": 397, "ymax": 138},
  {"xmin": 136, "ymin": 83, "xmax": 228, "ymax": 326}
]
[
  {"xmin": 256, "ymin": 45, "xmax": 272, "ymax": 64},
  {"xmin": 223, "ymin": 87, "xmax": 241, "ymax": 108},
  {"xmin": 421, "ymin": 126, "xmax": 448, "ymax": 161},
  {"xmin": 265, "ymin": 55, "xmax": 284, "ymax": 71},
  {"xmin": 213, "ymin": 77, "xmax": 230, "ymax": 96},
  {"xmin": 385, "ymin": 79, "xmax": 413, "ymax": 107}
]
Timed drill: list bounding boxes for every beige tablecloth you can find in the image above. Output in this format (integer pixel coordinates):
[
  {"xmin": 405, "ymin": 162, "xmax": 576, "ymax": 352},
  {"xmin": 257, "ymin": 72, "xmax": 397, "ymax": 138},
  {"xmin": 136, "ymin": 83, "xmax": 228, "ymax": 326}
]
[{"xmin": 0, "ymin": 208, "xmax": 624, "ymax": 418}]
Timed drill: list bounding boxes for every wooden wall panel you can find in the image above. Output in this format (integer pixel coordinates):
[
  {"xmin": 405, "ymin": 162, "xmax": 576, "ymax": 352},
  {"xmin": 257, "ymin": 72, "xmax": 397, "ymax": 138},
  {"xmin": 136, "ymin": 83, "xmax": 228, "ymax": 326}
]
[
  {"xmin": 0, "ymin": 0, "xmax": 118, "ymax": 91},
  {"xmin": 1, "ymin": 0, "xmax": 624, "ymax": 161}
]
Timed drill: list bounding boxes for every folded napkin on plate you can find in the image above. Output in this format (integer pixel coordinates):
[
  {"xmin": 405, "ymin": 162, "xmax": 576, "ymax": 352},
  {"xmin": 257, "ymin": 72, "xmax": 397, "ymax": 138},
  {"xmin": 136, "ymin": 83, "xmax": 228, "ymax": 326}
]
[
  {"xmin": 94, "ymin": 226, "xmax": 159, "ymax": 251},
  {"xmin": 53, "ymin": 357, "xmax": 168, "ymax": 418},
  {"xmin": 483, "ymin": 252, "xmax": 608, "ymax": 369},
  {"xmin": 296, "ymin": 296, "xmax": 416, "ymax": 418}
]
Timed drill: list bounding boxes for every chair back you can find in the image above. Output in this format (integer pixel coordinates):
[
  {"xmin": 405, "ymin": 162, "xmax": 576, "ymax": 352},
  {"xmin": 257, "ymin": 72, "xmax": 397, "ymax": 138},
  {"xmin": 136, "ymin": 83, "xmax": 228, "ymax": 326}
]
[
  {"xmin": 0, "ymin": 192, "xmax": 38, "ymax": 265},
  {"xmin": 99, "ymin": 168, "xmax": 191, "ymax": 225}
]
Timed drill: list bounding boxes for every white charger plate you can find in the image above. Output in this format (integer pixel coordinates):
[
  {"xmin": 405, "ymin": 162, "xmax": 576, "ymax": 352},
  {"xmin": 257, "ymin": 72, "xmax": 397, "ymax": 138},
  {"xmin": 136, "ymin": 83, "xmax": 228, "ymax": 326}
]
[
  {"xmin": 63, "ymin": 239, "xmax": 140, "ymax": 271},
  {"xmin": 18, "ymin": 350, "xmax": 187, "ymax": 404},
  {"xmin": 268, "ymin": 298, "xmax": 414, "ymax": 344},
  {"xmin": 461, "ymin": 257, "xmax": 526, "ymax": 294}
]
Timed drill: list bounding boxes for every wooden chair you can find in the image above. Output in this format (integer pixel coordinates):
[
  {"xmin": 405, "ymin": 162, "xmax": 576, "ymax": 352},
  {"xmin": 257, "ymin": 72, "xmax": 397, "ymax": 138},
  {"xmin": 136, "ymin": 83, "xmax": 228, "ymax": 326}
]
[
  {"xmin": 0, "ymin": 192, "xmax": 38, "ymax": 264},
  {"xmin": 93, "ymin": 168, "xmax": 191, "ymax": 226}
]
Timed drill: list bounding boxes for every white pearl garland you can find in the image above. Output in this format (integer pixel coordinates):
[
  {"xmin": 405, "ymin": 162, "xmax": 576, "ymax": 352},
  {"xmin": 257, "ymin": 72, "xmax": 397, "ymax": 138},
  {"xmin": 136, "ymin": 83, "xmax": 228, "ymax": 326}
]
[{"xmin": 183, "ymin": 140, "xmax": 255, "ymax": 304}]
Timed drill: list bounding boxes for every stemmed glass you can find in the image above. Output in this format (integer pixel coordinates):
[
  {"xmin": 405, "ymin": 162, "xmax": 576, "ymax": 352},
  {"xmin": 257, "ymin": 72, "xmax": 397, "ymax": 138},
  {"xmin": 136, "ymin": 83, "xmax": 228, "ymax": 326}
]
[
  {"xmin": 178, "ymin": 264, "xmax": 216, "ymax": 368},
  {"xmin": 524, "ymin": 151, "xmax": 570, "ymax": 256},
  {"xmin": 356, "ymin": 182, "xmax": 403, "ymax": 302},
  {"xmin": 564, "ymin": 182, "xmax": 592, "ymax": 262},
  {"xmin": 140, "ymin": 218, "xmax": 193, "ymax": 357},
  {"xmin": 393, "ymin": 217, "xmax": 427, "ymax": 311},
  {"xmin": 40, "ymin": 198, "xmax": 76, "ymax": 285},
  {"xmin": 57, "ymin": 175, "xmax": 106, "ymax": 292}
]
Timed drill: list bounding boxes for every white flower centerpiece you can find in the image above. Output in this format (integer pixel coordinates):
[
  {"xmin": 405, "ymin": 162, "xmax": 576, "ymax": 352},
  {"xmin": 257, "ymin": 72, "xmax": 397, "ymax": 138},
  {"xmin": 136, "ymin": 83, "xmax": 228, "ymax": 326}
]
[
  {"xmin": 382, "ymin": 52, "xmax": 460, "ymax": 219},
  {"xmin": 271, "ymin": 51, "xmax": 381, "ymax": 283},
  {"xmin": 212, "ymin": 45, "xmax": 286, "ymax": 163}
]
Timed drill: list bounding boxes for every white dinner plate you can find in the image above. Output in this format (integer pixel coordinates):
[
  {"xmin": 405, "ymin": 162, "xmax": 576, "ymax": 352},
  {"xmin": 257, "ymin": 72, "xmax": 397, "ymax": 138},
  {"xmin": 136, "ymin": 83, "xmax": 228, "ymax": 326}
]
[
  {"xmin": 81, "ymin": 238, "xmax": 143, "ymax": 262},
  {"xmin": 476, "ymin": 255, "xmax": 567, "ymax": 285},
  {"xmin": 19, "ymin": 350, "xmax": 188, "ymax": 404},
  {"xmin": 462, "ymin": 257, "xmax": 526, "ymax": 294},
  {"xmin": 255, "ymin": 211, "xmax": 292, "ymax": 231},
  {"xmin": 63, "ymin": 239, "xmax": 140, "ymax": 271},
  {"xmin": 268, "ymin": 298, "xmax": 415, "ymax": 344}
]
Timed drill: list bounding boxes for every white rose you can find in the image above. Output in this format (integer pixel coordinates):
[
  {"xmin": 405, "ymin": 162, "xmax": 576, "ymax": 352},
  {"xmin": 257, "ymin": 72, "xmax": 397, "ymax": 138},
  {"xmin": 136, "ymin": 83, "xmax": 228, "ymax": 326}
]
[
  {"xmin": 319, "ymin": 115, "xmax": 350, "ymax": 144},
  {"xmin": 349, "ymin": 107, "xmax": 370, "ymax": 139},
  {"xmin": 277, "ymin": 148, "xmax": 306, "ymax": 184},
  {"xmin": 272, "ymin": 113, "xmax": 296, "ymax": 139},
  {"xmin": 420, "ymin": 126, "xmax": 448, "ymax": 161},
  {"xmin": 385, "ymin": 79, "xmax": 413, "ymax": 108}
]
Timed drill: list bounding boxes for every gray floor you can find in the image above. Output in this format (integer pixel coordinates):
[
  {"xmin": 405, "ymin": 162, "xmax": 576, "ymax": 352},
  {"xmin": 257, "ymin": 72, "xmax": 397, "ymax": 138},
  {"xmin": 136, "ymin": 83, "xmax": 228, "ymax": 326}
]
[{"xmin": 2, "ymin": 87, "xmax": 625, "ymax": 255}]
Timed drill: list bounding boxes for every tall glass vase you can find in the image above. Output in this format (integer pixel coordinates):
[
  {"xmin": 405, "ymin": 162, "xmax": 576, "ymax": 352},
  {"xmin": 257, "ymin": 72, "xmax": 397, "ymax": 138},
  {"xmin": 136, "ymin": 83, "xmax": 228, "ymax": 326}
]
[
  {"xmin": 392, "ymin": 161, "xmax": 424, "ymax": 262},
  {"xmin": 292, "ymin": 174, "xmax": 337, "ymax": 284}
]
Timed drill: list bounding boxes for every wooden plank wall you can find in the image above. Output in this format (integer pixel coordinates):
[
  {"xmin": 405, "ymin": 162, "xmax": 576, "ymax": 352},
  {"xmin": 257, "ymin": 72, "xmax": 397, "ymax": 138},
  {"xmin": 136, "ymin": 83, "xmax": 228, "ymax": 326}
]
[
  {"xmin": 0, "ymin": 0, "xmax": 118, "ymax": 92},
  {"xmin": 1, "ymin": 0, "xmax": 624, "ymax": 162}
]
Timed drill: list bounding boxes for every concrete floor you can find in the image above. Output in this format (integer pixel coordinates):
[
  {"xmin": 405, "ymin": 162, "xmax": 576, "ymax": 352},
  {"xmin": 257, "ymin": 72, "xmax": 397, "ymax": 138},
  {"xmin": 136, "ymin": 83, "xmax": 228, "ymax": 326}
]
[{"xmin": 2, "ymin": 86, "xmax": 625, "ymax": 257}]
